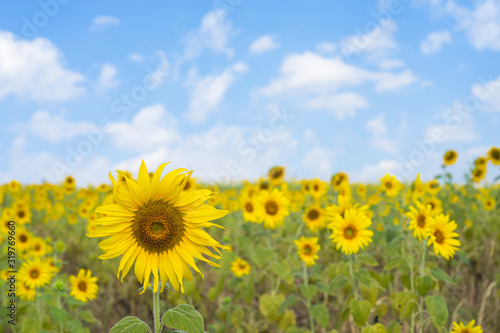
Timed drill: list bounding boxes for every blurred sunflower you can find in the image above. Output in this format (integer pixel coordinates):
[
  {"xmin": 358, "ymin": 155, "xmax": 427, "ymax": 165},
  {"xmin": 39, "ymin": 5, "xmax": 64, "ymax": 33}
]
[
  {"xmin": 405, "ymin": 202, "xmax": 433, "ymax": 240},
  {"xmin": 331, "ymin": 172, "xmax": 349, "ymax": 191},
  {"xmin": 328, "ymin": 208, "xmax": 373, "ymax": 255},
  {"xmin": 70, "ymin": 269, "xmax": 99, "ymax": 303},
  {"xmin": 379, "ymin": 174, "xmax": 401, "ymax": 197},
  {"xmin": 443, "ymin": 150, "xmax": 458, "ymax": 166},
  {"xmin": 326, "ymin": 194, "xmax": 368, "ymax": 219},
  {"xmin": 230, "ymin": 257, "xmax": 251, "ymax": 277},
  {"xmin": 302, "ymin": 205, "xmax": 326, "ymax": 232},
  {"xmin": 426, "ymin": 214, "xmax": 461, "ymax": 260},
  {"xmin": 256, "ymin": 188, "xmax": 289, "ymax": 229},
  {"xmin": 268, "ymin": 166, "xmax": 285, "ymax": 186},
  {"xmin": 474, "ymin": 157, "xmax": 487, "ymax": 169},
  {"xmin": 423, "ymin": 197, "xmax": 443, "ymax": 215},
  {"xmin": 88, "ymin": 160, "xmax": 229, "ymax": 294},
  {"xmin": 451, "ymin": 320, "xmax": 482, "ymax": 333},
  {"xmin": 17, "ymin": 279, "xmax": 36, "ymax": 302},
  {"xmin": 182, "ymin": 177, "xmax": 197, "ymax": 192},
  {"xmin": 14, "ymin": 203, "xmax": 31, "ymax": 225},
  {"xmin": 472, "ymin": 167, "xmax": 486, "ymax": 183},
  {"xmin": 483, "ymin": 197, "xmax": 495, "ymax": 211},
  {"xmin": 63, "ymin": 175, "xmax": 76, "ymax": 189},
  {"xmin": 487, "ymin": 146, "xmax": 500, "ymax": 165},
  {"xmin": 18, "ymin": 257, "xmax": 53, "ymax": 288},
  {"xmin": 294, "ymin": 236, "xmax": 320, "ymax": 266},
  {"xmin": 426, "ymin": 180, "xmax": 441, "ymax": 195},
  {"xmin": 356, "ymin": 184, "xmax": 367, "ymax": 199},
  {"xmin": 16, "ymin": 228, "xmax": 33, "ymax": 252},
  {"xmin": 309, "ymin": 178, "xmax": 328, "ymax": 200},
  {"xmin": 28, "ymin": 237, "xmax": 52, "ymax": 258},
  {"xmin": 240, "ymin": 195, "xmax": 260, "ymax": 223}
]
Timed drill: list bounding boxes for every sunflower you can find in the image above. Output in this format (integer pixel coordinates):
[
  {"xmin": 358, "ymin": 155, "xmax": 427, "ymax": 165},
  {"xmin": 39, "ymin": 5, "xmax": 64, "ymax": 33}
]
[
  {"xmin": 328, "ymin": 208, "xmax": 373, "ymax": 255},
  {"xmin": 240, "ymin": 195, "xmax": 260, "ymax": 223},
  {"xmin": 16, "ymin": 228, "xmax": 33, "ymax": 252},
  {"xmin": 230, "ymin": 257, "xmax": 251, "ymax": 277},
  {"xmin": 14, "ymin": 203, "xmax": 31, "ymax": 225},
  {"xmin": 379, "ymin": 174, "xmax": 401, "ymax": 198},
  {"xmin": 426, "ymin": 214, "xmax": 461, "ymax": 260},
  {"xmin": 309, "ymin": 178, "xmax": 328, "ymax": 200},
  {"xmin": 451, "ymin": 320, "xmax": 482, "ymax": 333},
  {"xmin": 88, "ymin": 161, "xmax": 228, "ymax": 294},
  {"xmin": 443, "ymin": 150, "xmax": 458, "ymax": 166},
  {"xmin": 268, "ymin": 166, "xmax": 285, "ymax": 186},
  {"xmin": 474, "ymin": 157, "xmax": 487, "ymax": 169},
  {"xmin": 69, "ymin": 269, "xmax": 99, "ymax": 303},
  {"xmin": 8, "ymin": 180, "xmax": 21, "ymax": 193},
  {"xmin": 426, "ymin": 180, "xmax": 441, "ymax": 195},
  {"xmin": 182, "ymin": 178, "xmax": 197, "ymax": 192},
  {"xmin": 405, "ymin": 202, "xmax": 433, "ymax": 240},
  {"xmin": 331, "ymin": 172, "xmax": 349, "ymax": 191},
  {"xmin": 63, "ymin": 175, "xmax": 76, "ymax": 188},
  {"xmin": 356, "ymin": 184, "xmax": 367, "ymax": 199},
  {"xmin": 18, "ymin": 257, "xmax": 53, "ymax": 289},
  {"xmin": 258, "ymin": 178, "xmax": 270, "ymax": 191},
  {"xmin": 423, "ymin": 197, "xmax": 443, "ymax": 215},
  {"xmin": 256, "ymin": 188, "xmax": 289, "ymax": 229},
  {"xmin": 28, "ymin": 237, "xmax": 52, "ymax": 258},
  {"xmin": 294, "ymin": 236, "xmax": 320, "ymax": 266},
  {"xmin": 483, "ymin": 197, "xmax": 495, "ymax": 211},
  {"xmin": 302, "ymin": 205, "xmax": 326, "ymax": 232},
  {"xmin": 17, "ymin": 278, "xmax": 37, "ymax": 302},
  {"xmin": 326, "ymin": 195, "xmax": 368, "ymax": 220},
  {"xmin": 472, "ymin": 167, "xmax": 486, "ymax": 183},
  {"xmin": 487, "ymin": 146, "xmax": 500, "ymax": 165}
]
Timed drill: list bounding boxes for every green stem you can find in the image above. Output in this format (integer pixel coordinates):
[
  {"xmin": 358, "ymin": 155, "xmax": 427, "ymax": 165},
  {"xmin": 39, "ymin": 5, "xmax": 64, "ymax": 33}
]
[
  {"xmin": 56, "ymin": 294, "xmax": 64, "ymax": 333},
  {"xmin": 348, "ymin": 256, "xmax": 358, "ymax": 300},
  {"xmin": 303, "ymin": 263, "xmax": 315, "ymax": 333},
  {"xmin": 153, "ymin": 288, "xmax": 161, "ymax": 333},
  {"xmin": 407, "ymin": 229, "xmax": 416, "ymax": 333},
  {"xmin": 418, "ymin": 239, "xmax": 427, "ymax": 333}
]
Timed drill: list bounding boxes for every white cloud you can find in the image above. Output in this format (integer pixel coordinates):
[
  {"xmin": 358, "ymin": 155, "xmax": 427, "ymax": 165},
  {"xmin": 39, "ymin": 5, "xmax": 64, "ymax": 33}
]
[
  {"xmin": 183, "ymin": 9, "xmax": 235, "ymax": 60},
  {"xmin": 249, "ymin": 35, "xmax": 280, "ymax": 55},
  {"xmin": 315, "ymin": 42, "xmax": 337, "ymax": 54},
  {"xmin": 301, "ymin": 147, "xmax": 335, "ymax": 179},
  {"xmin": 304, "ymin": 92, "xmax": 368, "ymax": 119},
  {"xmin": 473, "ymin": 74, "xmax": 500, "ymax": 112},
  {"xmin": 183, "ymin": 62, "xmax": 248, "ymax": 123},
  {"xmin": 425, "ymin": 121, "xmax": 479, "ymax": 143},
  {"xmin": 355, "ymin": 160, "xmax": 400, "ymax": 182},
  {"xmin": 128, "ymin": 53, "xmax": 143, "ymax": 62},
  {"xmin": 378, "ymin": 59, "xmax": 405, "ymax": 69},
  {"xmin": 91, "ymin": 15, "xmax": 120, "ymax": 30},
  {"xmin": 96, "ymin": 63, "xmax": 120, "ymax": 93},
  {"xmin": 420, "ymin": 30, "xmax": 451, "ymax": 55},
  {"xmin": 366, "ymin": 114, "xmax": 399, "ymax": 154},
  {"xmin": 259, "ymin": 51, "xmax": 417, "ymax": 97},
  {"xmin": 110, "ymin": 104, "xmax": 181, "ymax": 152},
  {"xmin": 0, "ymin": 30, "xmax": 85, "ymax": 102}
]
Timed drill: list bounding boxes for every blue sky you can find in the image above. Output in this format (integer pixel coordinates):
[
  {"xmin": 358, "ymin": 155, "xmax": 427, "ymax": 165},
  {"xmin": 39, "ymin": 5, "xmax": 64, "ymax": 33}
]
[{"xmin": 0, "ymin": 0, "xmax": 499, "ymax": 185}]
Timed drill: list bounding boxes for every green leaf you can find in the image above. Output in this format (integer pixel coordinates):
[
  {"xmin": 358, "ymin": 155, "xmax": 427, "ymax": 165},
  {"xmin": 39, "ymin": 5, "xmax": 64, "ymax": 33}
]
[
  {"xmin": 386, "ymin": 321, "xmax": 402, "ymax": 333},
  {"xmin": 400, "ymin": 275, "xmax": 411, "ymax": 290},
  {"xmin": 383, "ymin": 255, "xmax": 405, "ymax": 271},
  {"xmin": 358, "ymin": 253, "xmax": 378, "ymax": 267},
  {"xmin": 354, "ymin": 268, "xmax": 372, "ymax": 287},
  {"xmin": 254, "ymin": 248, "xmax": 275, "ymax": 268},
  {"xmin": 416, "ymin": 275, "xmax": 434, "ymax": 296},
  {"xmin": 390, "ymin": 292, "xmax": 418, "ymax": 320},
  {"xmin": 109, "ymin": 316, "xmax": 151, "ymax": 333},
  {"xmin": 350, "ymin": 299, "xmax": 371, "ymax": 327},
  {"xmin": 310, "ymin": 304, "xmax": 329, "ymax": 328},
  {"xmin": 241, "ymin": 282, "xmax": 254, "ymax": 303},
  {"xmin": 271, "ymin": 260, "xmax": 292, "ymax": 282},
  {"xmin": 277, "ymin": 294, "xmax": 299, "ymax": 315},
  {"xmin": 362, "ymin": 323, "xmax": 386, "ymax": 333},
  {"xmin": 430, "ymin": 266, "xmax": 455, "ymax": 284},
  {"xmin": 425, "ymin": 296, "xmax": 448, "ymax": 328},
  {"xmin": 259, "ymin": 294, "xmax": 285, "ymax": 322},
  {"xmin": 80, "ymin": 310, "xmax": 97, "ymax": 324},
  {"xmin": 329, "ymin": 275, "xmax": 349, "ymax": 294},
  {"xmin": 21, "ymin": 317, "xmax": 41, "ymax": 333},
  {"xmin": 50, "ymin": 306, "xmax": 68, "ymax": 324},
  {"xmin": 162, "ymin": 304, "xmax": 204, "ymax": 333},
  {"xmin": 65, "ymin": 320, "xmax": 86, "ymax": 333},
  {"xmin": 278, "ymin": 309, "xmax": 296, "ymax": 331},
  {"xmin": 299, "ymin": 284, "xmax": 317, "ymax": 301}
]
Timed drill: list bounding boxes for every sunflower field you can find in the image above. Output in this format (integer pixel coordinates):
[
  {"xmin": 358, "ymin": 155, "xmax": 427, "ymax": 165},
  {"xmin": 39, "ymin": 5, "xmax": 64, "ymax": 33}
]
[{"xmin": 1, "ymin": 148, "xmax": 500, "ymax": 333}]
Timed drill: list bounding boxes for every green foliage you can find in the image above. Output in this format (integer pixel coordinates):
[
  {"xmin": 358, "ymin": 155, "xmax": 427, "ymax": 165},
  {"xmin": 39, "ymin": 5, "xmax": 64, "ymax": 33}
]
[
  {"xmin": 162, "ymin": 304, "xmax": 205, "ymax": 333},
  {"xmin": 425, "ymin": 295, "xmax": 449, "ymax": 329},
  {"xmin": 350, "ymin": 299, "xmax": 372, "ymax": 327},
  {"xmin": 108, "ymin": 316, "xmax": 150, "ymax": 333}
]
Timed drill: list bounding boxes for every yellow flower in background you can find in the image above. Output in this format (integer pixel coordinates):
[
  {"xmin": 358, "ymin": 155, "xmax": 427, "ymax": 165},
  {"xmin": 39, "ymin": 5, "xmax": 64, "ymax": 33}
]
[
  {"xmin": 423, "ymin": 197, "xmax": 443, "ymax": 216},
  {"xmin": 379, "ymin": 174, "xmax": 401, "ymax": 198},
  {"xmin": 8, "ymin": 180, "xmax": 21, "ymax": 193},
  {"xmin": 406, "ymin": 202, "xmax": 433, "ymax": 241},
  {"xmin": 16, "ymin": 228, "xmax": 33, "ymax": 252},
  {"xmin": 367, "ymin": 194, "xmax": 382, "ymax": 206},
  {"xmin": 426, "ymin": 214, "xmax": 461, "ymax": 260},
  {"xmin": 28, "ymin": 237, "xmax": 52, "ymax": 258},
  {"xmin": 474, "ymin": 157, "xmax": 487, "ymax": 169},
  {"xmin": 487, "ymin": 146, "xmax": 500, "ymax": 165},
  {"xmin": 450, "ymin": 194, "xmax": 459, "ymax": 204},
  {"xmin": 18, "ymin": 257, "xmax": 53, "ymax": 289},
  {"xmin": 483, "ymin": 197, "xmax": 495, "ymax": 211},
  {"xmin": 426, "ymin": 179, "xmax": 441, "ymax": 195},
  {"xmin": 69, "ymin": 269, "xmax": 99, "ymax": 303},
  {"xmin": 88, "ymin": 160, "xmax": 229, "ymax": 294},
  {"xmin": 326, "ymin": 194, "xmax": 368, "ymax": 220},
  {"xmin": 13, "ymin": 202, "xmax": 31, "ymax": 225},
  {"xmin": 258, "ymin": 178, "xmax": 270, "ymax": 191},
  {"xmin": 302, "ymin": 205, "xmax": 326, "ymax": 232},
  {"xmin": 443, "ymin": 150, "xmax": 458, "ymax": 166},
  {"xmin": 331, "ymin": 172, "xmax": 349, "ymax": 191},
  {"xmin": 230, "ymin": 257, "xmax": 251, "ymax": 277},
  {"xmin": 182, "ymin": 177, "xmax": 197, "ymax": 192},
  {"xmin": 294, "ymin": 236, "xmax": 320, "ymax": 266},
  {"xmin": 309, "ymin": 178, "xmax": 328, "ymax": 200},
  {"xmin": 356, "ymin": 184, "xmax": 367, "ymax": 199},
  {"xmin": 240, "ymin": 195, "xmax": 261, "ymax": 223},
  {"xmin": 472, "ymin": 168, "xmax": 486, "ymax": 183},
  {"xmin": 256, "ymin": 188, "xmax": 289, "ymax": 230},
  {"xmin": 451, "ymin": 320, "xmax": 483, "ymax": 333},
  {"xmin": 268, "ymin": 166, "xmax": 285, "ymax": 186},
  {"xmin": 328, "ymin": 208, "xmax": 373, "ymax": 255},
  {"xmin": 17, "ymin": 279, "xmax": 36, "ymax": 302}
]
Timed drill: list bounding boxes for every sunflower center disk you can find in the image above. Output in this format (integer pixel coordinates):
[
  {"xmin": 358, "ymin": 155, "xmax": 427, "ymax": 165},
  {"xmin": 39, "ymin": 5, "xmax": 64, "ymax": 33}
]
[
  {"xmin": 132, "ymin": 200, "xmax": 185, "ymax": 253},
  {"xmin": 78, "ymin": 281, "xmax": 87, "ymax": 292},
  {"xmin": 265, "ymin": 201, "xmax": 279, "ymax": 215},
  {"xmin": 307, "ymin": 209, "xmax": 319, "ymax": 220},
  {"xmin": 434, "ymin": 230, "xmax": 445, "ymax": 244},
  {"xmin": 20, "ymin": 235, "xmax": 27, "ymax": 242},
  {"xmin": 30, "ymin": 269, "xmax": 40, "ymax": 279},
  {"xmin": 303, "ymin": 245, "xmax": 313, "ymax": 255},
  {"xmin": 245, "ymin": 202, "xmax": 254, "ymax": 213},
  {"xmin": 344, "ymin": 226, "xmax": 357, "ymax": 240},
  {"xmin": 417, "ymin": 215, "xmax": 426, "ymax": 228}
]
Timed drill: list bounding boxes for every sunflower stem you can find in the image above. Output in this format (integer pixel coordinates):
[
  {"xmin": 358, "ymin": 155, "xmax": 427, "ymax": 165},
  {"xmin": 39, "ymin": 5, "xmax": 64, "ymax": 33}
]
[
  {"xmin": 302, "ymin": 263, "xmax": 316, "ymax": 333},
  {"xmin": 348, "ymin": 255, "xmax": 358, "ymax": 300},
  {"xmin": 418, "ymin": 239, "xmax": 427, "ymax": 333},
  {"xmin": 152, "ymin": 288, "xmax": 161, "ymax": 333}
]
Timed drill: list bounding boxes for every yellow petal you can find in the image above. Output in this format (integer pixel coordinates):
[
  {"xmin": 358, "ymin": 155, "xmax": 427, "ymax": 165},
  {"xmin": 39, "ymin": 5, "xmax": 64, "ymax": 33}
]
[
  {"xmin": 138, "ymin": 160, "xmax": 151, "ymax": 203},
  {"xmin": 151, "ymin": 163, "xmax": 170, "ymax": 201}
]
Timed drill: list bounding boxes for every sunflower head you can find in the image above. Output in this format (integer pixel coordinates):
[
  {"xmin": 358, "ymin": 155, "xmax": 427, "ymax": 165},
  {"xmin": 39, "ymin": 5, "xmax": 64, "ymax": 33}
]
[
  {"xmin": 268, "ymin": 166, "xmax": 285, "ymax": 185},
  {"xmin": 331, "ymin": 172, "xmax": 349, "ymax": 190},
  {"xmin": 302, "ymin": 206, "xmax": 325, "ymax": 232},
  {"xmin": 451, "ymin": 320, "xmax": 483, "ymax": 333},
  {"xmin": 69, "ymin": 269, "xmax": 99, "ymax": 303},
  {"xmin": 426, "ymin": 214, "xmax": 461, "ymax": 260},
  {"xmin": 487, "ymin": 146, "xmax": 500, "ymax": 165},
  {"xmin": 88, "ymin": 160, "xmax": 229, "ymax": 294},
  {"xmin": 443, "ymin": 150, "xmax": 458, "ymax": 166},
  {"xmin": 230, "ymin": 257, "xmax": 251, "ymax": 277},
  {"xmin": 328, "ymin": 208, "xmax": 373, "ymax": 255},
  {"xmin": 294, "ymin": 236, "xmax": 320, "ymax": 266}
]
